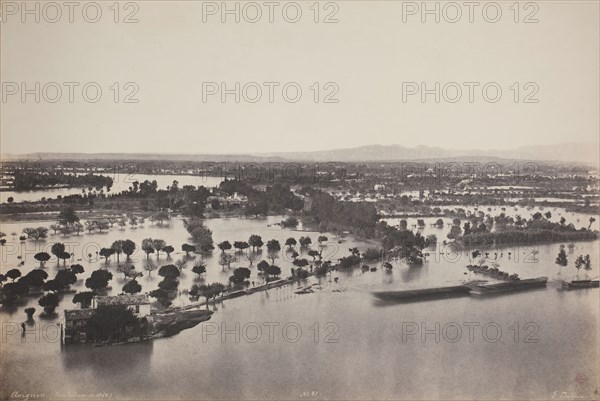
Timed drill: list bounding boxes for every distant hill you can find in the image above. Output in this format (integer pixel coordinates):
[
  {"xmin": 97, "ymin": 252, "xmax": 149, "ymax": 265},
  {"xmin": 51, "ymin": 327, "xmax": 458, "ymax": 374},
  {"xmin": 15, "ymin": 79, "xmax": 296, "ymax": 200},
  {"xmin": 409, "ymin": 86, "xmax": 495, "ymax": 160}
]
[
  {"xmin": 2, "ymin": 142, "xmax": 597, "ymax": 166},
  {"xmin": 257, "ymin": 143, "xmax": 599, "ymax": 165},
  {"xmin": 0, "ymin": 153, "xmax": 286, "ymax": 163}
]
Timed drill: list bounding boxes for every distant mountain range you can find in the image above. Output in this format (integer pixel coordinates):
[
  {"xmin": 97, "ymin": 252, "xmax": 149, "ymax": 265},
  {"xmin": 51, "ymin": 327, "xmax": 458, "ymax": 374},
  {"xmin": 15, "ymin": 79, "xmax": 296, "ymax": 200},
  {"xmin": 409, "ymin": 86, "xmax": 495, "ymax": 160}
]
[
  {"xmin": 2, "ymin": 142, "xmax": 598, "ymax": 166},
  {"xmin": 0, "ymin": 153, "xmax": 287, "ymax": 163},
  {"xmin": 257, "ymin": 143, "xmax": 599, "ymax": 165}
]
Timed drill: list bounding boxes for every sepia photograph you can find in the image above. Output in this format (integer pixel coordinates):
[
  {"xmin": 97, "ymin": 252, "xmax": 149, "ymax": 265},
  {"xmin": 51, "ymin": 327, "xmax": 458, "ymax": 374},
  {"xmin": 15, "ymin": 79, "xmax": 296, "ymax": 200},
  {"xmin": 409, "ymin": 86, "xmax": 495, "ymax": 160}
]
[{"xmin": 0, "ymin": 1, "xmax": 599, "ymax": 400}]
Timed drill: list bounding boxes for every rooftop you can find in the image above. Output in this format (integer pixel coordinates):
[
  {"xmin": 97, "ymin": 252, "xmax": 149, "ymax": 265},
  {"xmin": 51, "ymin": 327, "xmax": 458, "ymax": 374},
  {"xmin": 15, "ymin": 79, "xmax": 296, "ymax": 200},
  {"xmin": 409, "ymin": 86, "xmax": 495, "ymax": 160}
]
[
  {"xmin": 94, "ymin": 294, "xmax": 150, "ymax": 307},
  {"xmin": 64, "ymin": 308, "xmax": 96, "ymax": 321}
]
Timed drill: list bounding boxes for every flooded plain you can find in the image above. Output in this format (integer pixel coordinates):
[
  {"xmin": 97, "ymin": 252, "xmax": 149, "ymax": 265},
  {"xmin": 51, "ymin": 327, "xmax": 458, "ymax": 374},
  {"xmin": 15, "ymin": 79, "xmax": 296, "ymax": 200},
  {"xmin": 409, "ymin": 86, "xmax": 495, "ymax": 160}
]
[{"xmin": 1, "ymin": 211, "xmax": 599, "ymax": 400}]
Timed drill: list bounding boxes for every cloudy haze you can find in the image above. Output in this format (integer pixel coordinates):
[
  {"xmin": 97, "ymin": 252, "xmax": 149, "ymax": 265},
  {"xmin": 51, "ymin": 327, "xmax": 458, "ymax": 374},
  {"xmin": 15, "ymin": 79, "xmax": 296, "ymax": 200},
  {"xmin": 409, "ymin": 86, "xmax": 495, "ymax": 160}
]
[{"xmin": 1, "ymin": 1, "xmax": 599, "ymax": 155}]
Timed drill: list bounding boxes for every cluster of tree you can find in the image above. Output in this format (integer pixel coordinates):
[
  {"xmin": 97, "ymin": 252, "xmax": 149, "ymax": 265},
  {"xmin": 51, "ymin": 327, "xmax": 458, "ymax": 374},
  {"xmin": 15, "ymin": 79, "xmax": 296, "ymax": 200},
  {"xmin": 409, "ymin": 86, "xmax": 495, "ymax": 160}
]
[
  {"xmin": 22, "ymin": 227, "xmax": 49, "ymax": 240},
  {"xmin": 149, "ymin": 264, "xmax": 181, "ymax": 307},
  {"xmin": 43, "ymin": 265, "xmax": 83, "ymax": 293},
  {"xmin": 123, "ymin": 278, "xmax": 142, "ymax": 294},
  {"xmin": 117, "ymin": 265, "xmax": 143, "ymax": 280},
  {"xmin": 292, "ymin": 267, "xmax": 310, "ymax": 279},
  {"xmin": 447, "ymin": 218, "xmax": 463, "ymax": 240},
  {"xmin": 140, "ymin": 238, "xmax": 172, "ymax": 259},
  {"xmin": 229, "ymin": 267, "xmax": 251, "ymax": 286},
  {"xmin": 1, "ymin": 269, "xmax": 44, "ymax": 306},
  {"xmin": 184, "ymin": 219, "xmax": 214, "ymax": 252},
  {"xmin": 219, "ymin": 180, "xmax": 303, "ymax": 215},
  {"xmin": 108, "ymin": 239, "xmax": 137, "ymax": 262},
  {"xmin": 281, "ymin": 216, "xmax": 299, "ymax": 228},
  {"xmin": 12, "ymin": 170, "xmax": 113, "ymax": 191},
  {"xmin": 574, "ymin": 254, "xmax": 592, "ymax": 275},
  {"xmin": 83, "ymin": 219, "xmax": 111, "ymax": 233},
  {"xmin": 460, "ymin": 228, "xmax": 597, "ymax": 247},
  {"xmin": 85, "ymin": 269, "xmax": 113, "ymax": 292},
  {"xmin": 339, "ymin": 248, "xmax": 362, "ymax": 268},
  {"xmin": 149, "ymin": 211, "xmax": 171, "ymax": 225},
  {"xmin": 189, "ymin": 282, "xmax": 226, "ymax": 307},
  {"xmin": 301, "ymin": 188, "xmax": 379, "ymax": 237},
  {"xmin": 249, "ymin": 235, "xmax": 264, "ymax": 251},
  {"xmin": 376, "ymin": 221, "xmax": 428, "ymax": 265},
  {"xmin": 555, "ymin": 249, "xmax": 593, "ymax": 276},
  {"xmin": 0, "ymin": 263, "xmax": 84, "ymax": 315},
  {"xmin": 458, "ymin": 212, "xmax": 596, "ymax": 238},
  {"xmin": 257, "ymin": 260, "xmax": 282, "ymax": 283},
  {"xmin": 123, "ymin": 179, "xmax": 211, "ymax": 216},
  {"xmin": 68, "ymin": 268, "xmax": 115, "ymax": 310},
  {"xmin": 314, "ymin": 261, "xmax": 333, "ymax": 276},
  {"xmin": 362, "ymin": 248, "xmax": 382, "ymax": 261},
  {"xmin": 298, "ymin": 236, "xmax": 312, "ymax": 248},
  {"xmin": 55, "ymin": 207, "xmax": 81, "ymax": 234},
  {"xmin": 50, "ymin": 243, "xmax": 72, "ymax": 266}
]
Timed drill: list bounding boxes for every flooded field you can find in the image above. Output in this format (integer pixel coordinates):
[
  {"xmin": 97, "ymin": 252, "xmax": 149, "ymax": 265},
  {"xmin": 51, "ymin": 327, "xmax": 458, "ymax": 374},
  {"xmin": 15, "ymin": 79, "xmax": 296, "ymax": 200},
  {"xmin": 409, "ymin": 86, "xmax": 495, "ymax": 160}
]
[
  {"xmin": 0, "ymin": 174, "xmax": 225, "ymax": 203},
  {"xmin": 1, "ymin": 211, "xmax": 599, "ymax": 400}
]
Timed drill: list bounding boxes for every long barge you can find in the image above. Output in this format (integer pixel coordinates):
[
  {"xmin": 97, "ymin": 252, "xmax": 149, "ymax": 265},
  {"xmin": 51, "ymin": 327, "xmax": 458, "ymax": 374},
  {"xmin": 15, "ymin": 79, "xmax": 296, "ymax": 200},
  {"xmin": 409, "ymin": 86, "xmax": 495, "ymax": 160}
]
[
  {"xmin": 373, "ymin": 285, "xmax": 472, "ymax": 301},
  {"xmin": 469, "ymin": 277, "xmax": 548, "ymax": 295},
  {"xmin": 561, "ymin": 279, "xmax": 599, "ymax": 289},
  {"xmin": 373, "ymin": 277, "xmax": 549, "ymax": 301}
]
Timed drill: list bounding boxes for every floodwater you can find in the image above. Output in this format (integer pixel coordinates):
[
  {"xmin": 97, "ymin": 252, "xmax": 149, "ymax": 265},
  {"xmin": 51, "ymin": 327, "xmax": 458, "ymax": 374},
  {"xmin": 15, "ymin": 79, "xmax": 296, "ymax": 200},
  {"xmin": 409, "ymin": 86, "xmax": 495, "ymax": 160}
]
[
  {"xmin": 382, "ymin": 204, "xmax": 600, "ymax": 232},
  {"xmin": 0, "ymin": 174, "xmax": 225, "ymax": 203},
  {"xmin": 0, "ymin": 214, "xmax": 599, "ymax": 400}
]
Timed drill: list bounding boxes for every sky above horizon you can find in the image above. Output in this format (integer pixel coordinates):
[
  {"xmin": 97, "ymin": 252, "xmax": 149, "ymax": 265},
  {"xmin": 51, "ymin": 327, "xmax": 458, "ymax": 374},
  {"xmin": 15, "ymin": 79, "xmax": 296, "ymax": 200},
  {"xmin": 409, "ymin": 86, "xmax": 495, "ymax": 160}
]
[{"xmin": 1, "ymin": 1, "xmax": 599, "ymax": 155}]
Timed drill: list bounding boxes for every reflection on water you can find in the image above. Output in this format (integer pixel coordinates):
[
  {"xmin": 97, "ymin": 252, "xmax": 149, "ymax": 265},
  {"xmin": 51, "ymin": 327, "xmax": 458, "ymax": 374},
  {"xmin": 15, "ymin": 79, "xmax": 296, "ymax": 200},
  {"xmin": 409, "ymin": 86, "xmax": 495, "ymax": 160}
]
[{"xmin": 61, "ymin": 341, "xmax": 154, "ymax": 374}]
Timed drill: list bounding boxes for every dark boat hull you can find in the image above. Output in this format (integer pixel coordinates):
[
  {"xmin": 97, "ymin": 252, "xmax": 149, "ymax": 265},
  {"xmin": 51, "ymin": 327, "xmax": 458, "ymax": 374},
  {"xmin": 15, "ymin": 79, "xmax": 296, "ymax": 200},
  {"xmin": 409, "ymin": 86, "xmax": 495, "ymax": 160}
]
[
  {"xmin": 471, "ymin": 277, "xmax": 548, "ymax": 294},
  {"xmin": 373, "ymin": 285, "xmax": 472, "ymax": 301},
  {"xmin": 562, "ymin": 280, "xmax": 600, "ymax": 289}
]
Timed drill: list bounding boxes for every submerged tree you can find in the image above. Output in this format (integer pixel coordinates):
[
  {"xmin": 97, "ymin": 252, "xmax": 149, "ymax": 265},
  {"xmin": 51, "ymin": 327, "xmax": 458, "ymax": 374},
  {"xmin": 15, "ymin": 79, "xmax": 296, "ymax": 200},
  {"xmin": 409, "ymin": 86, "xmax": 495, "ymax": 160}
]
[
  {"xmin": 111, "ymin": 240, "xmax": 124, "ymax": 263},
  {"xmin": 38, "ymin": 292, "xmax": 60, "ymax": 315},
  {"xmin": 192, "ymin": 262, "xmax": 207, "ymax": 276},
  {"xmin": 555, "ymin": 249, "xmax": 568, "ymax": 275},
  {"xmin": 122, "ymin": 239, "xmax": 136, "ymax": 260},
  {"xmin": 141, "ymin": 239, "xmax": 155, "ymax": 259},
  {"xmin": 25, "ymin": 307, "xmax": 36, "ymax": 320},
  {"xmin": 123, "ymin": 279, "xmax": 142, "ymax": 294},
  {"xmin": 34, "ymin": 252, "xmax": 51, "ymax": 267},
  {"xmin": 182, "ymin": 243, "xmax": 196, "ymax": 256},
  {"xmin": 248, "ymin": 235, "xmax": 263, "ymax": 251},
  {"xmin": 73, "ymin": 291, "xmax": 95, "ymax": 308},
  {"xmin": 85, "ymin": 269, "xmax": 113, "ymax": 291}
]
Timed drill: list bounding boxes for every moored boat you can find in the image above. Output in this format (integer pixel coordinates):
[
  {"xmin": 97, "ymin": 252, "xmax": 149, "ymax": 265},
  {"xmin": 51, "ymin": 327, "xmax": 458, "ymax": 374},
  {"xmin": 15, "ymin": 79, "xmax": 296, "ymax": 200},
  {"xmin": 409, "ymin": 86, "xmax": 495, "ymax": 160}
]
[
  {"xmin": 470, "ymin": 277, "xmax": 548, "ymax": 295},
  {"xmin": 561, "ymin": 279, "xmax": 600, "ymax": 289},
  {"xmin": 373, "ymin": 285, "xmax": 472, "ymax": 301}
]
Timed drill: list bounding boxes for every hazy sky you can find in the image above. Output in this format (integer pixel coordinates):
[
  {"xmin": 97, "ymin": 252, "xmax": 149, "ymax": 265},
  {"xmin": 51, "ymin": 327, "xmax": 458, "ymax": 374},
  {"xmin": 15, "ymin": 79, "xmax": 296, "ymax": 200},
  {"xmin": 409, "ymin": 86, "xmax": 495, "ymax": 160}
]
[{"xmin": 1, "ymin": 1, "xmax": 599, "ymax": 154}]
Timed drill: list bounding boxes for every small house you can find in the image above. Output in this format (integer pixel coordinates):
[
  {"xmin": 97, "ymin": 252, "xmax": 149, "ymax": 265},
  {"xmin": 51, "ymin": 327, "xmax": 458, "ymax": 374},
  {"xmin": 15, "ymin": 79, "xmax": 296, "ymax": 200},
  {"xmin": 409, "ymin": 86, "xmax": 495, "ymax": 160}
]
[{"xmin": 63, "ymin": 294, "xmax": 151, "ymax": 344}]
